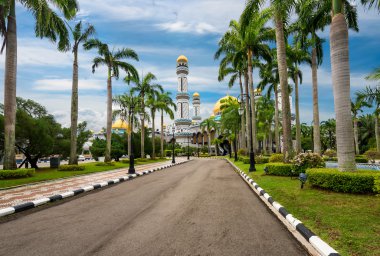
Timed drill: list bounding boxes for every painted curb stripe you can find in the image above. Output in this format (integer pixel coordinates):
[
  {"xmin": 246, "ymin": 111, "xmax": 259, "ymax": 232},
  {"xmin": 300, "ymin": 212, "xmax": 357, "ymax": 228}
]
[
  {"xmin": 225, "ymin": 158, "xmax": 340, "ymax": 256},
  {"xmin": 0, "ymin": 160, "xmax": 191, "ymax": 218}
]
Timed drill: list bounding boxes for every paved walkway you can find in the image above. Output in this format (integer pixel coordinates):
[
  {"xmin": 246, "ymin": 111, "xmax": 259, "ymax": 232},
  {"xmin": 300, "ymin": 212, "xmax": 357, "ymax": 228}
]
[
  {"xmin": 0, "ymin": 159, "xmax": 306, "ymax": 256},
  {"xmin": 0, "ymin": 159, "xmax": 183, "ymax": 209}
]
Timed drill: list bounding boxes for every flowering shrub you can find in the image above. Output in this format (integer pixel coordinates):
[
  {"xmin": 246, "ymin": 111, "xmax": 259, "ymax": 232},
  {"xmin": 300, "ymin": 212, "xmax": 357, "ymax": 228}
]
[
  {"xmin": 292, "ymin": 152, "xmax": 325, "ymax": 173},
  {"xmin": 237, "ymin": 148, "xmax": 247, "ymax": 156},
  {"xmin": 364, "ymin": 149, "xmax": 380, "ymax": 163},
  {"xmin": 324, "ymin": 149, "xmax": 337, "ymax": 158},
  {"xmin": 269, "ymin": 153, "xmax": 284, "ymax": 163}
]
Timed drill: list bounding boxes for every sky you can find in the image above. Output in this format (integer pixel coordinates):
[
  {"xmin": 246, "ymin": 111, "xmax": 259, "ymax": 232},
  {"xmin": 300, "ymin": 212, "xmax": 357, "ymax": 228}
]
[{"xmin": 0, "ymin": 0, "xmax": 379, "ymax": 132}]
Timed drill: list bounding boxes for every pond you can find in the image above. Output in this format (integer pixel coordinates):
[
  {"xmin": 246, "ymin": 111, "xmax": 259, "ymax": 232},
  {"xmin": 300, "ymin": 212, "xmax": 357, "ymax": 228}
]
[{"xmin": 325, "ymin": 162, "xmax": 380, "ymax": 171}]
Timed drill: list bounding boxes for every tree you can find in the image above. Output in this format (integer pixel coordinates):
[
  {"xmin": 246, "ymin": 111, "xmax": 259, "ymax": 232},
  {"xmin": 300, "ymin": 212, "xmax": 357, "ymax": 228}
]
[
  {"xmin": 321, "ymin": 119, "xmax": 336, "ymax": 151},
  {"xmin": 351, "ymin": 97, "xmax": 371, "ymax": 154},
  {"xmin": 66, "ymin": 21, "xmax": 95, "ymax": 165},
  {"xmin": 84, "ymin": 39, "xmax": 139, "ymax": 162},
  {"xmin": 0, "ymin": 0, "xmax": 78, "ymax": 169},
  {"xmin": 200, "ymin": 117, "xmax": 217, "ymax": 155},
  {"xmin": 220, "ymin": 97, "xmax": 241, "ymax": 158},
  {"xmin": 156, "ymin": 92, "xmax": 176, "ymax": 158},
  {"xmin": 129, "ymin": 72, "xmax": 163, "ymax": 158},
  {"xmin": 256, "ymin": 96, "xmax": 275, "ymax": 155}
]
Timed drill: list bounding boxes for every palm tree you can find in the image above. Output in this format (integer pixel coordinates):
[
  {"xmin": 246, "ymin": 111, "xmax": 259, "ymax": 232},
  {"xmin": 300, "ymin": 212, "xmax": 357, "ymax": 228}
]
[
  {"xmin": 200, "ymin": 117, "xmax": 217, "ymax": 155},
  {"xmin": 321, "ymin": 119, "xmax": 336, "ymax": 150},
  {"xmin": 256, "ymin": 96, "xmax": 275, "ymax": 155},
  {"xmin": 351, "ymin": 97, "xmax": 371, "ymax": 154},
  {"xmin": 156, "ymin": 92, "xmax": 176, "ymax": 158},
  {"xmin": 0, "ymin": 0, "xmax": 78, "ymax": 170},
  {"xmin": 66, "ymin": 21, "xmax": 95, "ymax": 165},
  {"xmin": 129, "ymin": 72, "xmax": 163, "ymax": 158},
  {"xmin": 84, "ymin": 39, "xmax": 139, "ymax": 162}
]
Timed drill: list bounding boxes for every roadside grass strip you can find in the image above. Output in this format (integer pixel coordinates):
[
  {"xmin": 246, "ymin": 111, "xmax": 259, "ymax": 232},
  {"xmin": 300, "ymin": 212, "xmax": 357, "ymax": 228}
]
[
  {"xmin": 226, "ymin": 158, "xmax": 339, "ymax": 256},
  {"xmin": 0, "ymin": 160, "xmax": 190, "ymax": 218}
]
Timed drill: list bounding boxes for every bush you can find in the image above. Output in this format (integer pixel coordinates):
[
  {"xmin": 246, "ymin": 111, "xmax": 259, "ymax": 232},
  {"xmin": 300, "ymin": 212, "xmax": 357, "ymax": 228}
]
[
  {"xmin": 269, "ymin": 153, "xmax": 284, "ymax": 163},
  {"xmin": 135, "ymin": 158, "xmax": 148, "ymax": 162},
  {"xmin": 121, "ymin": 159, "xmax": 130, "ymax": 164},
  {"xmin": 355, "ymin": 157, "xmax": 368, "ymax": 163},
  {"xmin": 199, "ymin": 153, "xmax": 209, "ymax": 157},
  {"xmin": 292, "ymin": 153, "xmax": 325, "ymax": 173},
  {"xmin": 58, "ymin": 165, "xmax": 86, "ymax": 171},
  {"xmin": 324, "ymin": 149, "xmax": 337, "ymax": 158},
  {"xmin": 165, "ymin": 150, "xmax": 172, "ymax": 157},
  {"xmin": 307, "ymin": 168, "xmax": 380, "ymax": 194},
  {"xmin": 0, "ymin": 169, "xmax": 35, "ymax": 179},
  {"xmin": 265, "ymin": 163, "xmax": 293, "ymax": 176},
  {"xmin": 95, "ymin": 162, "xmax": 115, "ymax": 166},
  {"xmin": 364, "ymin": 149, "xmax": 380, "ymax": 162},
  {"xmin": 237, "ymin": 148, "xmax": 247, "ymax": 156},
  {"xmin": 255, "ymin": 155, "xmax": 269, "ymax": 164}
]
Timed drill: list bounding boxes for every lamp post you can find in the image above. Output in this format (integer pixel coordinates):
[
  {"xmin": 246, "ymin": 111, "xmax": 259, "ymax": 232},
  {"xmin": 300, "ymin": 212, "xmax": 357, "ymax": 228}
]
[
  {"xmin": 139, "ymin": 111, "xmax": 145, "ymax": 158},
  {"xmin": 238, "ymin": 94, "xmax": 256, "ymax": 172},
  {"xmin": 187, "ymin": 133, "xmax": 190, "ymax": 160},
  {"xmin": 128, "ymin": 104, "xmax": 136, "ymax": 174},
  {"xmin": 172, "ymin": 126, "xmax": 175, "ymax": 163}
]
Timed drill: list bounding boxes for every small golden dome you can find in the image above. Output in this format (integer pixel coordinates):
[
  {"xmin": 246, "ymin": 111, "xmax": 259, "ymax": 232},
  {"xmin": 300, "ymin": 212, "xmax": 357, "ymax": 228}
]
[
  {"xmin": 112, "ymin": 119, "xmax": 129, "ymax": 130},
  {"xmin": 193, "ymin": 92, "xmax": 199, "ymax": 97},
  {"xmin": 177, "ymin": 55, "xmax": 188, "ymax": 63},
  {"xmin": 213, "ymin": 95, "xmax": 237, "ymax": 115}
]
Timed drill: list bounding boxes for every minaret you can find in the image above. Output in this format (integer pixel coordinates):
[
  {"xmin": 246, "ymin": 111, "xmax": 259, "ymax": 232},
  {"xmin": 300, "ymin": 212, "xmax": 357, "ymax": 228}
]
[
  {"xmin": 175, "ymin": 55, "xmax": 191, "ymax": 131},
  {"xmin": 192, "ymin": 92, "xmax": 201, "ymax": 125}
]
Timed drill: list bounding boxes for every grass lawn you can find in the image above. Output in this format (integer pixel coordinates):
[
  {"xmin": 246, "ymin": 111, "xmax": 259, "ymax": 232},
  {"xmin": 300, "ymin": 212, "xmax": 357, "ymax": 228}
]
[
  {"xmin": 0, "ymin": 158, "xmax": 168, "ymax": 189},
  {"xmin": 230, "ymin": 158, "xmax": 380, "ymax": 256}
]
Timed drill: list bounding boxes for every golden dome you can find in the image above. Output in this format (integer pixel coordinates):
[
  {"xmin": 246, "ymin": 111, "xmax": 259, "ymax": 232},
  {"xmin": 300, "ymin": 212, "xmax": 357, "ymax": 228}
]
[
  {"xmin": 177, "ymin": 55, "xmax": 188, "ymax": 63},
  {"xmin": 213, "ymin": 95, "xmax": 237, "ymax": 115},
  {"xmin": 193, "ymin": 92, "xmax": 200, "ymax": 97},
  {"xmin": 112, "ymin": 119, "xmax": 129, "ymax": 130}
]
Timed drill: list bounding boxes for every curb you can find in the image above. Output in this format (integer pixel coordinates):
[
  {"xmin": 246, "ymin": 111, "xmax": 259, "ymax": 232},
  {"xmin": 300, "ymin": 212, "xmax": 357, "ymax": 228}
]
[
  {"xmin": 225, "ymin": 158, "xmax": 339, "ymax": 256},
  {"xmin": 0, "ymin": 160, "xmax": 190, "ymax": 218}
]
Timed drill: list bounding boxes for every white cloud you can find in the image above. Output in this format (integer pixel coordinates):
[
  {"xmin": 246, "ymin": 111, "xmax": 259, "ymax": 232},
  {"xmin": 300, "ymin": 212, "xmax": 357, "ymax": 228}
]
[
  {"xmin": 33, "ymin": 79, "xmax": 105, "ymax": 91},
  {"xmin": 157, "ymin": 21, "xmax": 218, "ymax": 34}
]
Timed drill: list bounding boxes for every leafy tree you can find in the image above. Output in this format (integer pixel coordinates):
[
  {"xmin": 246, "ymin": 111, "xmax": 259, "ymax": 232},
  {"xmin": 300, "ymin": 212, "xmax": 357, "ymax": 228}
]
[
  {"xmin": 156, "ymin": 92, "xmax": 176, "ymax": 157},
  {"xmin": 90, "ymin": 134, "xmax": 126, "ymax": 162},
  {"xmin": 0, "ymin": 0, "xmax": 78, "ymax": 169},
  {"xmin": 351, "ymin": 97, "xmax": 371, "ymax": 154},
  {"xmin": 84, "ymin": 39, "xmax": 139, "ymax": 162}
]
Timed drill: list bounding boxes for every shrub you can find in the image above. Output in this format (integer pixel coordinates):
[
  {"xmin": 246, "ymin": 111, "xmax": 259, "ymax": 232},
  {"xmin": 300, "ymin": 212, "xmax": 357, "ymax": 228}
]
[
  {"xmin": 364, "ymin": 149, "xmax": 380, "ymax": 162},
  {"xmin": 199, "ymin": 153, "xmax": 209, "ymax": 157},
  {"xmin": 237, "ymin": 148, "xmax": 247, "ymax": 156},
  {"xmin": 269, "ymin": 153, "xmax": 284, "ymax": 163},
  {"xmin": 241, "ymin": 157, "xmax": 250, "ymax": 164},
  {"xmin": 265, "ymin": 163, "xmax": 293, "ymax": 176},
  {"xmin": 135, "ymin": 158, "xmax": 148, "ymax": 162},
  {"xmin": 121, "ymin": 159, "xmax": 130, "ymax": 164},
  {"xmin": 165, "ymin": 150, "xmax": 172, "ymax": 157},
  {"xmin": 324, "ymin": 149, "xmax": 337, "ymax": 158},
  {"xmin": 307, "ymin": 168, "xmax": 380, "ymax": 194},
  {"xmin": 292, "ymin": 153, "xmax": 325, "ymax": 173},
  {"xmin": 0, "ymin": 169, "xmax": 35, "ymax": 179},
  {"xmin": 255, "ymin": 155, "xmax": 269, "ymax": 164},
  {"xmin": 355, "ymin": 157, "xmax": 368, "ymax": 163},
  {"xmin": 95, "ymin": 162, "xmax": 115, "ymax": 166},
  {"xmin": 58, "ymin": 165, "xmax": 86, "ymax": 171}
]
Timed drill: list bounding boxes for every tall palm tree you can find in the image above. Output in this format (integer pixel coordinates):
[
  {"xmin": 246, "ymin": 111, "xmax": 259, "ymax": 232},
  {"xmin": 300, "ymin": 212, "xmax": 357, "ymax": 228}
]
[
  {"xmin": 66, "ymin": 21, "xmax": 95, "ymax": 165},
  {"xmin": 156, "ymin": 92, "xmax": 176, "ymax": 158},
  {"xmin": 256, "ymin": 96, "xmax": 275, "ymax": 155},
  {"xmin": 0, "ymin": 0, "xmax": 78, "ymax": 170},
  {"xmin": 84, "ymin": 39, "xmax": 139, "ymax": 162},
  {"xmin": 351, "ymin": 97, "xmax": 371, "ymax": 154},
  {"xmin": 200, "ymin": 117, "xmax": 217, "ymax": 155},
  {"xmin": 129, "ymin": 72, "xmax": 163, "ymax": 158}
]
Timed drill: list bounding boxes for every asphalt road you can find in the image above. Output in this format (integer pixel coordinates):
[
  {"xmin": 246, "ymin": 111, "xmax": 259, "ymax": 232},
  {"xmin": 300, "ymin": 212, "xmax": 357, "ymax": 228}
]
[{"xmin": 0, "ymin": 159, "xmax": 307, "ymax": 256}]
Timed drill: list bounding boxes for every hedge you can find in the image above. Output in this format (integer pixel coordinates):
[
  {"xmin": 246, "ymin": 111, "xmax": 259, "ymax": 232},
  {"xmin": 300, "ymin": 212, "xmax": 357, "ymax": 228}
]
[
  {"xmin": 355, "ymin": 157, "xmax": 368, "ymax": 163},
  {"xmin": 265, "ymin": 163, "xmax": 294, "ymax": 176},
  {"xmin": 0, "ymin": 169, "xmax": 35, "ymax": 179},
  {"xmin": 95, "ymin": 162, "xmax": 115, "ymax": 166},
  {"xmin": 58, "ymin": 165, "xmax": 86, "ymax": 171},
  {"xmin": 307, "ymin": 168, "xmax": 380, "ymax": 194},
  {"xmin": 268, "ymin": 153, "xmax": 284, "ymax": 163},
  {"xmin": 239, "ymin": 156, "xmax": 269, "ymax": 164}
]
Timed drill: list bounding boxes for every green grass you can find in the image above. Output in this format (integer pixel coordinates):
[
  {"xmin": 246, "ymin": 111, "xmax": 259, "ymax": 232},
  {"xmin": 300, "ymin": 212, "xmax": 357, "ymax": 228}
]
[
  {"xmin": 230, "ymin": 159, "xmax": 380, "ymax": 256},
  {"xmin": 0, "ymin": 158, "xmax": 168, "ymax": 189}
]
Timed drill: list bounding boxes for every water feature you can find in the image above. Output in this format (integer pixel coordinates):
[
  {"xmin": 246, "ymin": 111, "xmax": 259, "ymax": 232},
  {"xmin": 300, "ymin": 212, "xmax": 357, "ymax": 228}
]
[{"xmin": 325, "ymin": 162, "xmax": 380, "ymax": 171}]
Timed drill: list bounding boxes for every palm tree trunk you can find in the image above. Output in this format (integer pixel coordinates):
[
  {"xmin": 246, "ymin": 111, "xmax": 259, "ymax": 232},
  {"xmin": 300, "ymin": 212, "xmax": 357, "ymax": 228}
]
[
  {"xmin": 160, "ymin": 110, "xmax": 164, "ymax": 157},
  {"xmin": 353, "ymin": 118, "xmax": 359, "ymax": 155},
  {"xmin": 376, "ymin": 114, "xmax": 380, "ymax": 153},
  {"xmin": 274, "ymin": 87, "xmax": 280, "ymax": 153},
  {"xmin": 208, "ymin": 133, "xmax": 211, "ymax": 155},
  {"xmin": 312, "ymin": 47, "xmax": 321, "ymax": 154},
  {"xmin": 274, "ymin": 11, "xmax": 293, "ymax": 161},
  {"xmin": 263, "ymin": 134, "xmax": 267, "ymax": 155},
  {"xmin": 330, "ymin": 8, "xmax": 356, "ymax": 171},
  {"xmin": 151, "ymin": 109, "xmax": 155, "ymax": 159},
  {"xmin": 141, "ymin": 98, "xmax": 145, "ymax": 158},
  {"xmin": 105, "ymin": 68, "xmax": 112, "ymax": 162},
  {"xmin": 239, "ymin": 73, "xmax": 246, "ymax": 149},
  {"xmin": 244, "ymin": 71, "xmax": 252, "ymax": 156},
  {"xmin": 128, "ymin": 114, "xmax": 131, "ymax": 157},
  {"xmin": 295, "ymin": 74, "xmax": 301, "ymax": 154},
  {"xmin": 3, "ymin": 1, "xmax": 17, "ymax": 170},
  {"xmin": 268, "ymin": 125, "xmax": 273, "ymax": 154},
  {"xmin": 247, "ymin": 49, "xmax": 257, "ymax": 152},
  {"xmin": 69, "ymin": 48, "xmax": 79, "ymax": 165}
]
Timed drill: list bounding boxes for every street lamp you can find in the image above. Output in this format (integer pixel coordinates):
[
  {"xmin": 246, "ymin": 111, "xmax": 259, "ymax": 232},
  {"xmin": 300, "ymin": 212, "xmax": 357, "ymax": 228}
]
[
  {"xmin": 238, "ymin": 94, "xmax": 256, "ymax": 172},
  {"xmin": 140, "ymin": 111, "xmax": 145, "ymax": 158},
  {"xmin": 128, "ymin": 104, "xmax": 136, "ymax": 174},
  {"xmin": 172, "ymin": 126, "xmax": 176, "ymax": 163}
]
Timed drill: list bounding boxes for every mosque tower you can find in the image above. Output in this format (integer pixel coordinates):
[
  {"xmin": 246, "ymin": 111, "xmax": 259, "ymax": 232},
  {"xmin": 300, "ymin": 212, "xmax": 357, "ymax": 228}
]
[
  {"xmin": 175, "ymin": 55, "xmax": 192, "ymax": 131},
  {"xmin": 192, "ymin": 92, "xmax": 201, "ymax": 125}
]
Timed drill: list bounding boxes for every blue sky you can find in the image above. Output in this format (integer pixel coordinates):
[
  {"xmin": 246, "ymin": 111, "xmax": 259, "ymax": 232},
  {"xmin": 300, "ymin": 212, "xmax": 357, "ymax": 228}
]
[{"xmin": 0, "ymin": 0, "xmax": 379, "ymax": 131}]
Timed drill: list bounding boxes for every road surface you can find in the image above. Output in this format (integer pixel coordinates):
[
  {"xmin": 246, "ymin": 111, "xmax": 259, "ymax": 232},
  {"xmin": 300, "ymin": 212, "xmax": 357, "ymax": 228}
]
[{"xmin": 0, "ymin": 159, "xmax": 307, "ymax": 256}]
